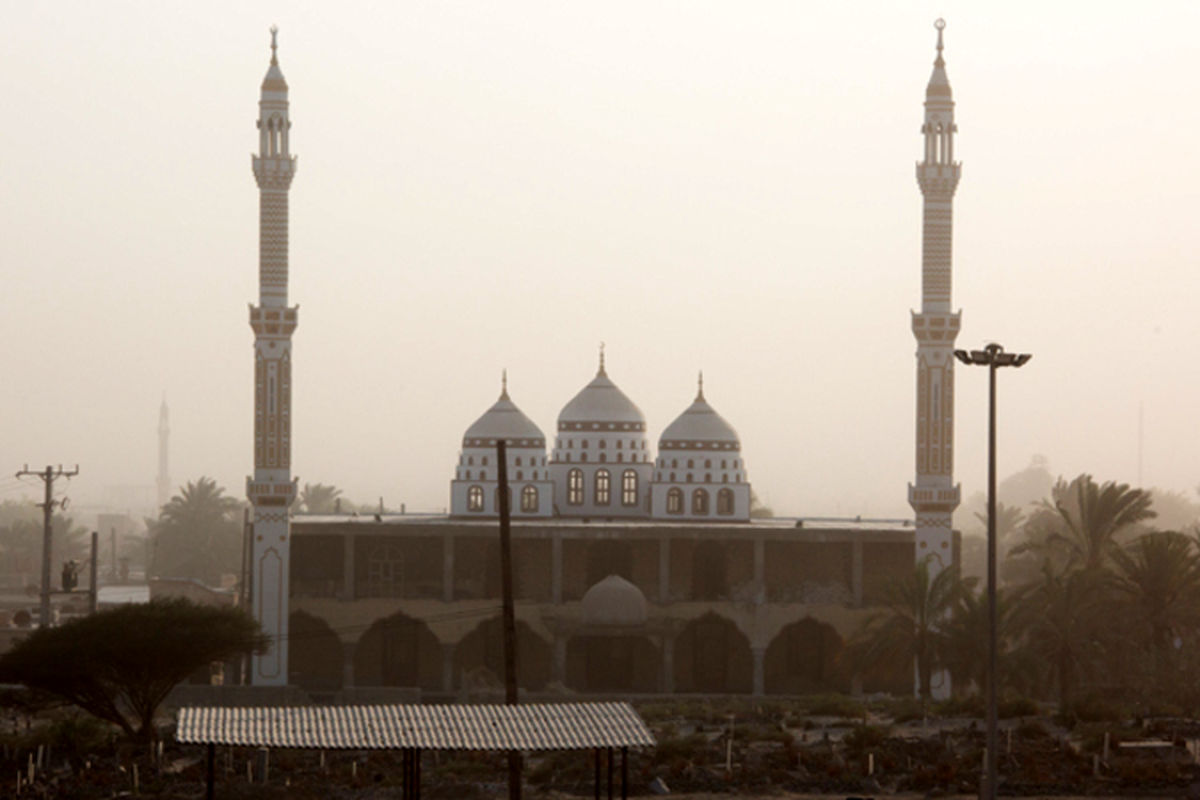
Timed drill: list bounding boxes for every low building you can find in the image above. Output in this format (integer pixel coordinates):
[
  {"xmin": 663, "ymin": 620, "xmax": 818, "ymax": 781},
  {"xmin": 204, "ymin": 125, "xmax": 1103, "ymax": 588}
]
[{"xmin": 287, "ymin": 515, "xmax": 957, "ymax": 697}]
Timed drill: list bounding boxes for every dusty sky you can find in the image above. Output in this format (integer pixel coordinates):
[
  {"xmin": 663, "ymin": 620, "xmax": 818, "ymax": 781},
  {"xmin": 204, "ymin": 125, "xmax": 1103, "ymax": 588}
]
[{"xmin": 2, "ymin": 2, "xmax": 1198, "ymax": 520}]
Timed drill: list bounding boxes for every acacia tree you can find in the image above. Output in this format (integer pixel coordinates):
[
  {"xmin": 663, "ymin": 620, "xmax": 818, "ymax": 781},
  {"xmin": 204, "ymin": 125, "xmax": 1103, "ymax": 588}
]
[{"xmin": 0, "ymin": 598, "xmax": 266, "ymax": 742}]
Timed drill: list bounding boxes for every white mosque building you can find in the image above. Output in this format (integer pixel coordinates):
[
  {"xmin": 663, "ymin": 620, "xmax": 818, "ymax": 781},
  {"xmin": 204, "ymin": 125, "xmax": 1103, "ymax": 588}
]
[{"xmin": 450, "ymin": 354, "xmax": 751, "ymax": 522}]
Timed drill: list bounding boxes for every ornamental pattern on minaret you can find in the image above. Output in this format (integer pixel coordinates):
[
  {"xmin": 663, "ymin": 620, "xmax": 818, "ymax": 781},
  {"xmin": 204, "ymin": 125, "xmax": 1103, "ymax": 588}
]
[{"xmin": 909, "ymin": 19, "xmax": 962, "ymax": 551}]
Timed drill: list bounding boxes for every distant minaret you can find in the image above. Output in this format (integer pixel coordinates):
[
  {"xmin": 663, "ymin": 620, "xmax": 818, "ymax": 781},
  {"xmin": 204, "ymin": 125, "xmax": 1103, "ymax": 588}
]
[
  {"xmin": 156, "ymin": 397, "xmax": 170, "ymax": 513},
  {"xmin": 246, "ymin": 26, "xmax": 298, "ymax": 686},
  {"xmin": 908, "ymin": 19, "xmax": 961, "ymax": 574}
]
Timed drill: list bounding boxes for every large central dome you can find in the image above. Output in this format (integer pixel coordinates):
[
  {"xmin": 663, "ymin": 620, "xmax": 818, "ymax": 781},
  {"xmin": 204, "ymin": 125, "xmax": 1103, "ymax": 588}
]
[{"xmin": 557, "ymin": 356, "xmax": 645, "ymax": 428}]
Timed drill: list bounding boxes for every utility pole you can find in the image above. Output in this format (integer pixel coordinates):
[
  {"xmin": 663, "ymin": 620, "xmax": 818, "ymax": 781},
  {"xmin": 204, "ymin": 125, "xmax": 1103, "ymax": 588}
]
[
  {"xmin": 16, "ymin": 464, "xmax": 79, "ymax": 627},
  {"xmin": 496, "ymin": 440, "xmax": 522, "ymax": 800}
]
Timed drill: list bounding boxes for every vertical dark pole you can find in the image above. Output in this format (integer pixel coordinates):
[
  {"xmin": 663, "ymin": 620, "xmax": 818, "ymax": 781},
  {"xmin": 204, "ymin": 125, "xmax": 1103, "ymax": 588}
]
[
  {"xmin": 607, "ymin": 747, "xmax": 614, "ymax": 800},
  {"xmin": 39, "ymin": 467, "xmax": 53, "ymax": 628},
  {"xmin": 88, "ymin": 531, "xmax": 99, "ymax": 614},
  {"xmin": 621, "ymin": 747, "xmax": 628, "ymax": 800},
  {"xmin": 241, "ymin": 507, "xmax": 252, "ymax": 685},
  {"xmin": 206, "ymin": 743, "xmax": 215, "ymax": 800},
  {"xmin": 594, "ymin": 748, "xmax": 601, "ymax": 800},
  {"xmin": 497, "ymin": 440, "xmax": 522, "ymax": 800},
  {"xmin": 985, "ymin": 359, "xmax": 998, "ymax": 800},
  {"xmin": 415, "ymin": 748, "xmax": 421, "ymax": 799}
]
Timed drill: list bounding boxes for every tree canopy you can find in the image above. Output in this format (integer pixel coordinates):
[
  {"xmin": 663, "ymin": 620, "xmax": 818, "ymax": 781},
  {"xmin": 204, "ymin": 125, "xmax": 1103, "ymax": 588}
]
[
  {"xmin": 150, "ymin": 477, "xmax": 243, "ymax": 585},
  {"xmin": 0, "ymin": 598, "xmax": 266, "ymax": 741}
]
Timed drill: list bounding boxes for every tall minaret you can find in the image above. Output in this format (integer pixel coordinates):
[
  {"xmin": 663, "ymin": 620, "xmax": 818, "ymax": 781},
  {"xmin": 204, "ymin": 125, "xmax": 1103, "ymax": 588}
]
[
  {"xmin": 908, "ymin": 19, "xmax": 961, "ymax": 575},
  {"xmin": 246, "ymin": 26, "xmax": 298, "ymax": 687},
  {"xmin": 156, "ymin": 397, "xmax": 170, "ymax": 513}
]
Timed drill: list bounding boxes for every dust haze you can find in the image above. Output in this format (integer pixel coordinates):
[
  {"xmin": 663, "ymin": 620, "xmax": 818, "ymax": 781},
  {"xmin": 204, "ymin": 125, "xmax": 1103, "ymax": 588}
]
[{"xmin": 2, "ymin": 2, "xmax": 1198, "ymax": 519}]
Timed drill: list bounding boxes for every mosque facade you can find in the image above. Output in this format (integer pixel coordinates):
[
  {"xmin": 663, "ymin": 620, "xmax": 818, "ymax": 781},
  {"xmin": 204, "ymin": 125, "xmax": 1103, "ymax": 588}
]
[{"xmin": 252, "ymin": 25, "xmax": 963, "ymax": 696}]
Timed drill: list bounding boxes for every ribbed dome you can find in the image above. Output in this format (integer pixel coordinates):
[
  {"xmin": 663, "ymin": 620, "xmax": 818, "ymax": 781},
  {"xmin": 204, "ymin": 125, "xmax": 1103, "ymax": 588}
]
[
  {"xmin": 558, "ymin": 359, "xmax": 645, "ymax": 426},
  {"xmin": 463, "ymin": 380, "xmax": 544, "ymax": 446},
  {"xmin": 581, "ymin": 575, "xmax": 647, "ymax": 626},
  {"xmin": 660, "ymin": 378, "xmax": 739, "ymax": 447}
]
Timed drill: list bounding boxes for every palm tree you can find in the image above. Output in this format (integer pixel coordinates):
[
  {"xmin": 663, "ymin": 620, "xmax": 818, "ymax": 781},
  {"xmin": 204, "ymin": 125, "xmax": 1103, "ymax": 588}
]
[
  {"xmin": 1014, "ymin": 475, "xmax": 1155, "ymax": 575},
  {"xmin": 1110, "ymin": 531, "xmax": 1200, "ymax": 682},
  {"xmin": 1015, "ymin": 561, "xmax": 1108, "ymax": 711},
  {"xmin": 1046, "ymin": 475, "xmax": 1155, "ymax": 572},
  {"xmin": 942, "ymin": 583, "xmax": 1035, "ymax": 697},
  {"xmin": 151, "ymin": 478, "xmax": 243, "ymax": 586},
  {"xmin": 844, "ymin": 558, "xmax": 966, "ymax": 701},
  {"xmin": 297, "ymin": 483, "xmax": 344, "ymax": 514}
]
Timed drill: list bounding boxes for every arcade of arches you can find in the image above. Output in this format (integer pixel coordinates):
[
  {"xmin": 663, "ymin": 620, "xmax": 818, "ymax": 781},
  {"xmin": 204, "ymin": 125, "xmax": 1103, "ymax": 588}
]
[{"xmin": 289, "ymin": 610, "xmax": 864, "ymax": 696}]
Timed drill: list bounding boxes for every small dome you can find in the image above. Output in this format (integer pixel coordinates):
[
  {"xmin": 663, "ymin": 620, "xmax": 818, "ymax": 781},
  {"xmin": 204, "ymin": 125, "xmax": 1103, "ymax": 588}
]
[
  {"xmin": 261, "ymin": 28, "xmax": 288, "ymax": 92},
  {"xmin": 558, "ymin": 353, "xmax": 645, "ymax": 426},
  {"xmin": 581, "ymin": 575, "xmax": 647, "ymax": 626},
  {"xmin": 463, "ymin": 377, "xmax": 544, "ymax": 447},
  {"xmin": 660, "ymin": 376, "xmax": 740, "ymax": 447}
]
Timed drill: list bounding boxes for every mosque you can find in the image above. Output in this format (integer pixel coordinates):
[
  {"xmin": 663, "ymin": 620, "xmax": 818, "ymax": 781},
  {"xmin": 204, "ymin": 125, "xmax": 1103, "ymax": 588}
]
[{"xmin": 245, "ymin": 21, "xmax": 965, "ymax": 698}]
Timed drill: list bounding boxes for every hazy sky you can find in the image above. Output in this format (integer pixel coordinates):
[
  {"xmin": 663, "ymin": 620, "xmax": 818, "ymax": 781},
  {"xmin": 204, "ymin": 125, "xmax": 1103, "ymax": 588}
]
[{"xmin": 3, "ymin": 2, "xmax": 1199, "ymax": 520}]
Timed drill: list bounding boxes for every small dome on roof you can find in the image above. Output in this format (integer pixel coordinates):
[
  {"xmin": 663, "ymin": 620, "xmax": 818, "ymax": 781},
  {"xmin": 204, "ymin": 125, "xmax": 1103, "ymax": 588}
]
[
  {"xmin": 463, "ymin": 373, "xmax": 545, "ymax": 447},
  {"xmin": 558, "ymin": 348, "xmax": 645, "ymax": 427},
  {"xmin": 581, "ymin": 575, "xmax": 647, "ymax": 626},
  {"xmin": 660, "ymin": 375, "xmax": 740, "ymax": 448}
]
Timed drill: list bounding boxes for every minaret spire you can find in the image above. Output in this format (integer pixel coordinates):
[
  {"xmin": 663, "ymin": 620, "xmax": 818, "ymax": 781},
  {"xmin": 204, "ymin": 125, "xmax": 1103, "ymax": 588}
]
[
  {"xmin": 501, "ymin": 369, "xmax": 509, "ymax": 399},
  {"xmin": 156, "ymin": 395, "xmax": 170, "ymax": 515},
  {"xmin": 696, "ymin": 371, "xmax": 705, "ymax": 402},
  {"xmin": 909, "ymin": 17, "xmax": 962, "ymax": 613},
  {"xmin": 598, "ymin": 342, "xmax": 606, "ymax": 376},
  {"xmin": 247, "ymin": 25, "xmax": 298, "ymax": 687}
]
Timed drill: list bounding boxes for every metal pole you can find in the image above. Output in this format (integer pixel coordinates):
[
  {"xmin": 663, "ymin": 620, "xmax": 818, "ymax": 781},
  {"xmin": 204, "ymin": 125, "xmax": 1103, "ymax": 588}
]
[
  {"xmin": 89, "ymin": 531, "xmax": 99, "ymax": 614},
  {"xmin": 206, "ymin": 743, "xmax": 215, "ymax": 800},
  {"xmin": 39, "ymin": 467, "xmax": 53, "ymax": 627},
  {"xmin": 985, "ymin": 358, "xmax": 998, "ymax": 800},
  {"xmin": 497, "ymin": 440, "xmax": 522, "ymax": 800}
]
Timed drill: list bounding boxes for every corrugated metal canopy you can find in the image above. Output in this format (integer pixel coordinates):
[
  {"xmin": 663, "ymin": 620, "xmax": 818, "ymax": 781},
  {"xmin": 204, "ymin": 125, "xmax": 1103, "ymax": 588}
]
[{"xmin": 176, "ymin": 702, "xmax": 654, "ymax": 752}]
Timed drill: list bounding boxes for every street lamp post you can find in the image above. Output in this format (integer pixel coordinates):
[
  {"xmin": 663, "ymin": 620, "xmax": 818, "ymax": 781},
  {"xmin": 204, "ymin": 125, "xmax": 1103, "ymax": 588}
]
[{"xmin": 954, "ymin": 343, "xmax": 1031, "ymax": 800}]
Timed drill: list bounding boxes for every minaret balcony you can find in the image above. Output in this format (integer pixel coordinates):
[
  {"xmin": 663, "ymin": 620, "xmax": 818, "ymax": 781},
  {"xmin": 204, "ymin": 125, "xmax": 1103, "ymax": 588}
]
[
  {"xmin": 911, "ymin": 311, "xmax": 961, "ymax": 342},
  {"xmin": 247, "ymin": 478, "xmax": 297, "ymax": 506},
  {"xmin": 250, "ymin": 306, "xmax": 299, "ymax": 335},
  {"xmin": 907, "ymin": 483, "xmax": 961, "ymax": 512}
]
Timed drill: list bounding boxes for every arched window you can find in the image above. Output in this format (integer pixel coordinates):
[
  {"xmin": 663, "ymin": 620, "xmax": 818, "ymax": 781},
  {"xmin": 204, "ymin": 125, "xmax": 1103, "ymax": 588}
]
[
  {"xmin": 567, "ymin": 469, "xmax": 584, "ymax": 505},
  {"xmin": 465, "ymin": 471, "xmax": 472, "ymax": 480},
  {"xmin": 621, "ymin": 470, "xmax": 637, "ymax": 506},
  {"xmin": 521, "ymin": 484, "xmax": 538, "ymax": 512},
  {"xmin": 515, "ymin": 457, "xmax": 522, "ymax": 466},
  {"xmin": 616, "ymin": 453, "xmax": 623, "ymax": 463},
  {"xmin": 482, "ymin": 457, "xmax": 489, "ymax": 466},
  {"xmin": 717, "ymin": 488, "xmax": 734, "ymax": 515},
  {"xmin": 582, "ymin": 440, "xmax": 588, "ymax": 448},
  {"xmin": 594, "ymin": 469, "xmax": 611, "ymax": 506},
  {"xmin": 705, "ymin": 473, "xmax": 712, "ymax": 483},
  {"xmin": 480, "ymin": 470, "xmax": 487, "ymax": 480},
  {"xmin": 516, "ymin": 470, "xmax": 523, "ymax": 480},
  {"xmin": 705, "ymin": 459, "xmax": 712, "ymax": 468},
  {"xmin": 581, "ymin": 453, "xmax": 588, "ymax": 463},
  {"xmin": 688, "ymin": 459, "xmax": 694, "ymax": 469},
  {"xmin": 599, "ymin": 453, "xmax": 607, "ymax": 463},
  {"xmin": 672, "ymin": 459, "xmax": 678, "ymax": 468},
  {"xmin": 670, "ymin": 472, "xmax": 676, "ymax": 482},
  {"xmin": 692, "ymin": 489, "xmax": 709, "ymax": 515},
  {"xmin": 468, "ymin": 456, "xmax": 475, "ymax": 466},
  {"xmin": 666, "ymin": 488, "xmax": 684, "ymax": 514},
  {"xmin": 686, "ymin": 473, "xmax": 693, "ymax": 483},
  {"xmin": 616, "ymin": 440, "xmax": 623, "ymax": 449},
  {"xmin": 467, "ymin": 485, "xmax": 484, "ymax": 512},
  {"xmin": 598, "ymin": 440, "xmax": 606, "ymax": 449}
]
